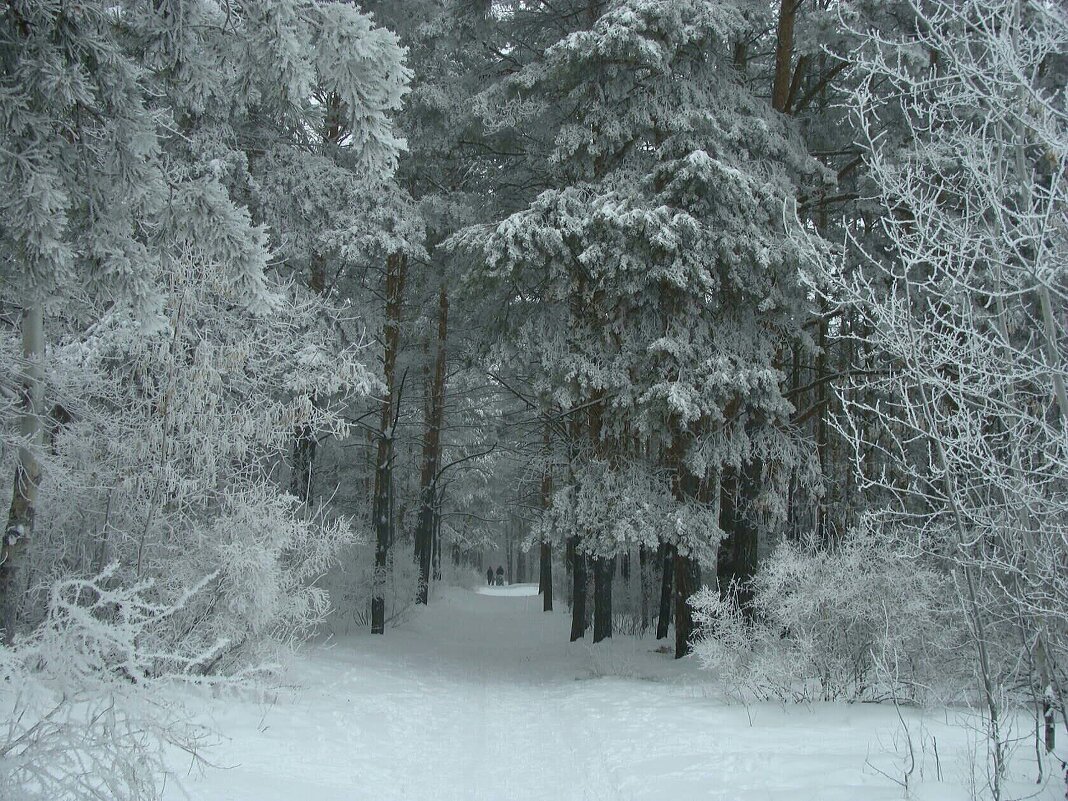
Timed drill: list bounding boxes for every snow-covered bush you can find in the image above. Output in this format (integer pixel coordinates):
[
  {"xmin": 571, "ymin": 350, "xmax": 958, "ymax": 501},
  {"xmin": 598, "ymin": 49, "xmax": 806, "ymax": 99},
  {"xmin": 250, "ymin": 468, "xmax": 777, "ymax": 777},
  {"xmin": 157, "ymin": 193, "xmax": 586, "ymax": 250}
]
[
  {"xmin": 0, "ymin": 0, "xmax": 408, "ymax": 663},
  {"xmin": 434, "ymin": 558, "xmax": 484, "ymax": 593},
  {"xmin": 14, "ymin": 259, "xmax": 372, "ymax": 669},
  {"xmin": 0, "ymin": 0, "xmax": 408, "ymax": 793},
  {"xmin": 692, "ymin": 525, "xmax": 965, "ymax": 703},
  {"xmin": 2, "ymin": 170, "xmax": 377, "ymax": 666},
  {"xmin": 325, "ymin": 541, "xmax": 423, "ymax": 632},
  {"xmin": 0, "ymin": 568, "xmax": 217, "ymax": 801},
  {"xmin": 791, "ymin": 0, "xmax": 1068, "ymax": 781}
]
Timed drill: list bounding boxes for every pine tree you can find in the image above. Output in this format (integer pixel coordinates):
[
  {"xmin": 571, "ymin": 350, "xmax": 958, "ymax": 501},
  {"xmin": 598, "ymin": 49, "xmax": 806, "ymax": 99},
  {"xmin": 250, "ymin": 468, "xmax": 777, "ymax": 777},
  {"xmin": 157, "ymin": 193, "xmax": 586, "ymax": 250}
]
[{"xmin": 459, "ymin": 0, "xmax": 825, "ymax": 654}]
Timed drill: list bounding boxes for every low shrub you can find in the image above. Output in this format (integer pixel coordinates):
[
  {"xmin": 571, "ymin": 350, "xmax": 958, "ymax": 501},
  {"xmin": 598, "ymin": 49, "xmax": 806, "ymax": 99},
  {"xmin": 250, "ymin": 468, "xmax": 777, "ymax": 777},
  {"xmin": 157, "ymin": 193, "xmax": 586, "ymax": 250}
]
[
  {"xmin": 0, "ymin": 568, "xmax": 218, "ymax": 801},
  {"xmin": 324, "ymin": 541, "xmax": 423, "ymax": 631},
  {"xmin": 692, "ymin": 525, "xmax": 966, "ymax": 703}
]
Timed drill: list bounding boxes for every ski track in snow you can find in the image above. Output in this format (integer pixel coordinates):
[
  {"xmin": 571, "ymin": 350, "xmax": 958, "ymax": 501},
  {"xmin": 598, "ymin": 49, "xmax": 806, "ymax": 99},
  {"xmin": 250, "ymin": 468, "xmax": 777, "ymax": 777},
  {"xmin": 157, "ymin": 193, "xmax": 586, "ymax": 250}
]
[{"xmin": 165, "ymin": 585, "xmax": 1063, "ymax": 801}]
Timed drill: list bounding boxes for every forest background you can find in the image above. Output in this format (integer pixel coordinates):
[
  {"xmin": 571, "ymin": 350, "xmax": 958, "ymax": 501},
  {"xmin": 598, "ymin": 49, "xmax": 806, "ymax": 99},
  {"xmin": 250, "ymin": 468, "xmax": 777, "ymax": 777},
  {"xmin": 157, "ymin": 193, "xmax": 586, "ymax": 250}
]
[{"xmin": 0, "ymin": 1, "xmax": 1065, "ymax": 799}]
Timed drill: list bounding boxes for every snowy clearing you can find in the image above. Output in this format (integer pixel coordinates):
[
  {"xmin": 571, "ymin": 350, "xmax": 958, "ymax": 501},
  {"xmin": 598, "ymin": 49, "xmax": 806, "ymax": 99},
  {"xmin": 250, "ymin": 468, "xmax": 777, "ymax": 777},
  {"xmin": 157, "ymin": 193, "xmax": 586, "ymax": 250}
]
[
  {"xmin": 476, "ymin": 582, "xmax": 541, "ymax": 596},
  {"xmin": 164, "ymin": 587, "xmax": 1061, "ymax": 801}
]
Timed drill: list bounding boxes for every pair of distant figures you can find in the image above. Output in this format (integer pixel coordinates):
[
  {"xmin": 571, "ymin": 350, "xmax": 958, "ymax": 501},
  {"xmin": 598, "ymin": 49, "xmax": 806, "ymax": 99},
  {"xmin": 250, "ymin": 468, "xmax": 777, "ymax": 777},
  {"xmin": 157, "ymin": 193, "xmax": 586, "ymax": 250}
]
[{"xmin": 486, "ymin": 567, "xmax": 505, "ymax": 586}]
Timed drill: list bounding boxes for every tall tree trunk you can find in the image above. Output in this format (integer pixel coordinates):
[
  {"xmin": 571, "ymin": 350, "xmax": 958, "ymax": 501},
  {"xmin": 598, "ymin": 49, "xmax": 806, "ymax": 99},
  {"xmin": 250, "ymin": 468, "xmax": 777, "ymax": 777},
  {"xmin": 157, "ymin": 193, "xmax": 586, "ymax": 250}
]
[
  {"xmin": 540, "ymin": 542, "xmax": 553, "ymax": 611},
  {"xmin": 371, "ymin": 251, "xmax": 407, "ymax": 635},
  {"xmin": 415, "ymin": 284, "xmax": 448, "ymax": 604},
  {"xmin": 717, "ymin": 465, "xmax": 759, "ymax": 612},
  {"xmin": 732, "ymin": 461, "xmax": 761, "ymax": 614},
  {"xmin": 290, "ymin": 423, "xmax": 316, "ymax": 505},
  {"xmin": 586, "ymin": 395, "xmax": 614, "ymax": 640},
  {"xmin": 565, "ymin": 534, "xmax": 575, "ymax": 608},
  {"xmin": 592, "ymin": 554, "xmax": 614, "ymax": 643},
  {"xmin": 569, "ymin": 539, "xmax": 587, "ymax": 641},
  {"xmin": 291, "ymin": 93, "xmax": 341, "ymax": 506},
  {"xmin": 655, "ymin": 541, "xmax": 674, "ymax": 640},
  {"xmin": 290, "ymin": 256, "xmax": 326, "ymax": 506},
  {"xmin": 432, "ymin": 504, "xmax": 442, "ymax": 581},
  {"xmin": 566, "ymin": 405, "xmax": 588, "ymax": 639},
  {"xmin": 539, "ymin": 422, "xmax": 553, "ymax": 610},
  {"xmin": 771, "ymin": 0, "xmax": 798, "ymax": 113},
  {"xmin": 733, "ymin": 40, "xmax": 748, "ymax": 72},
  {"xmin": 815, "ymin": 308, "xmax": 829, "ymax": 542},
  {"xmin": 370, "ymin": 425, "xmax": 393, "ymax": 635},
  {"xmin": 674, "ymin": 552, "xmax": 700, "ymax": 658},
  {"xmin": 718, "ymin": 471, "xmax": 737, "ymax": 593},
  {"xmin": 506, "ymin": 531, "xmax": 514, "ymax": 585},
  {"xmin": 670, "ymin": 442, "xmax": 702, "ymax": 658},
  {"xmin": 1, "ymin": 304, "xmax": 44, "ymax": 642},
  {"xmin": 584, "ymin": 567, "xmax": 594, "ymax": 632},
  {"xmin": 639, "ymin": 543, "xmax": 651, "ymax": 634}
]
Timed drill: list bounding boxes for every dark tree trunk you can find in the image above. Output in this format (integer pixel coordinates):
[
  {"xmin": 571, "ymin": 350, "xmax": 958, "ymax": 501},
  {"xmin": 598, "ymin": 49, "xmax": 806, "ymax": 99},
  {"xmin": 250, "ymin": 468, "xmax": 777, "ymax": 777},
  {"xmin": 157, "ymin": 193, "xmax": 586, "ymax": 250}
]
[
  {"xmin": 290, "ymin": 255, "xmax": 325, "ymax": 506},
  {"xmin": 719, "ymin": 464, "xmax": 761, "ymax": 614},
  {"xmin": 639, "ymin": 544, "xmax": 651, "ymax": 634},
  {"xmin": 565, "ymin": 535, "xmax": 575, "ymax": 608},
  {"xmin": 584, "ymin": 568, "xmax": 594, "ymax": 631},
  {"xmin": 1, "ymin": 458, "xmax": 33, "ymax": 640},
  {"xmin": 674, "ymin": 553, "xmax": 701, "ymax": 658},
  {"xmin": 415, "ymin": 284, "xmax": 448, "ymax": 604},
  {"xmin": 668, "ymin": 435, "xmax": 703, "ymax": 658},
  {"xmin": 415, "ymin": 488, "xmax": 433, "ymax": 602},
  {"xmin": 371, "ymin": 251, "xmax": 407, "ymax": 635},
  {"xmin": 432, "ymin": 503, "xmax": 442, "ymax": 581},
  {"xmin": 655, "ymin": 542, "xmax": 674, "ymax": 640},
  {"xmin": 289, "ymin": 93, "xmax": 340, "ymax": 508},
  {"xmin": 592, "ymin": 555, "xmax": 614, "ymax": 643},
  {"xmin": 370, "ymin": 434, "xmax": 392, "ymax": 635},
  {"xmin": 816, "ymin": 309, "xmax": 829, "ymax": 543},
  {"xmin": 584, "ymin": 396, "xmax": 606, "ymax": 638},
  {"xmin": 718, "ymin": 471, "xmax": 737, "ymax": 594},
  {"xmin": 290, "ymin": 423, "xmax": 316, "ymax": 506},
  {"xmin": 569, "ymin": 539, "xmax": 587, "ymax": 641},
  {"xmin": 540, "ymin": 542, "xmax": 553, "ymax": 611},
  {"xmin": 771, "ymin": 0, "xmax": 798, "ymax": 113},
  {"xmin": 565, "ymin": 405, "xmax": 587, "ymax": 638},
  {"xmin": 539, "ymin": 424, "xmax": 554, "ymax": 610},
  {"xmin": 733, "ymin": 40, "xmax": 748, "ymax": 72},
  {"xmin": 734, "ymin": 461, "xmax": 761, "ymax": 613}
]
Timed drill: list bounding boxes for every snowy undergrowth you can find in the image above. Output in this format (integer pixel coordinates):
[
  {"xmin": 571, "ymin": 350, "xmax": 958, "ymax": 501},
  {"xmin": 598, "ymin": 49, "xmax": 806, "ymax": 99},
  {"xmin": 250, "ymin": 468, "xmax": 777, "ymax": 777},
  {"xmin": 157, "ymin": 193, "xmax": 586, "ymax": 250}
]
[
  {"xmin": 319, "ymin": 542, "xmax": 422, "ymax": 635},
  {"xmin": 692, "ymin": 527, "xmax": 967, "ymax": 704},
  {"xmin": 0, "ymin": 569, "xmax": 226, "ymax": 801}
]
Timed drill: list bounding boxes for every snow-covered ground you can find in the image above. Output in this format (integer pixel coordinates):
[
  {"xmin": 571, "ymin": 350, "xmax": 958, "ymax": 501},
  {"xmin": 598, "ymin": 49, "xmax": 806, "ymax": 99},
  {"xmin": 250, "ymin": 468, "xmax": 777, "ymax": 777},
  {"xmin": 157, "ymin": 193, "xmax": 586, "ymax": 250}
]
[{"xmin": 165, "ymin": 585, "xmax": 1063, "ymax": 801}]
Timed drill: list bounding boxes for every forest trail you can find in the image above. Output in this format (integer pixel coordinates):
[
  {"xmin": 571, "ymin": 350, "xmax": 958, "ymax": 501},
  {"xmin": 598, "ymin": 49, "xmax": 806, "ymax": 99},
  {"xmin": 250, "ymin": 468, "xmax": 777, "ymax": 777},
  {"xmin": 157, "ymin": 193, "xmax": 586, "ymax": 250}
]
[{"xmin": 165, "ymin": 586, "xmax": 1059, "ymax": 801}]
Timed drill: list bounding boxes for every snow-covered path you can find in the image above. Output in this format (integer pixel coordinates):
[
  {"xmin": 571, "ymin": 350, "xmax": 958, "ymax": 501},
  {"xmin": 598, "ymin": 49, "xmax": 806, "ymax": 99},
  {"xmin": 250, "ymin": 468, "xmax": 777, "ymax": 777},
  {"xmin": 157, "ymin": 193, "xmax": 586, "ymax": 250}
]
[{"xmin": 166, "ymin": 585, "xmax": 1061, "ymax": 801}]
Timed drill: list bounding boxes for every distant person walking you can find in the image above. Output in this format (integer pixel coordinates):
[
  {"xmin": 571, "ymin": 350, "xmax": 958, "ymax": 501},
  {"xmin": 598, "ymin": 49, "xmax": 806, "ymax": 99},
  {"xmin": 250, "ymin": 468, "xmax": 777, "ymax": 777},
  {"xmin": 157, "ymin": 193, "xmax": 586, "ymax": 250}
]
[
  {"xmin": 495, "ymin": 566, "xmax": 504, "ymax": 586},
  {"xmin": 486, "ymin": 567, "xmax": 494, "ymax": 586}
]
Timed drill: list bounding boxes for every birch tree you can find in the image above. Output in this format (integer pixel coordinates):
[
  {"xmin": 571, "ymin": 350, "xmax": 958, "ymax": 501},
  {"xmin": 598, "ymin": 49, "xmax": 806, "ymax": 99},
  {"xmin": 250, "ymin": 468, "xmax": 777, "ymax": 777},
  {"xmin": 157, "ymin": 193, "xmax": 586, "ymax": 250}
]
[{"xmin": 797, "ymin": 0, "xmax": 1068, "ymax": 787}]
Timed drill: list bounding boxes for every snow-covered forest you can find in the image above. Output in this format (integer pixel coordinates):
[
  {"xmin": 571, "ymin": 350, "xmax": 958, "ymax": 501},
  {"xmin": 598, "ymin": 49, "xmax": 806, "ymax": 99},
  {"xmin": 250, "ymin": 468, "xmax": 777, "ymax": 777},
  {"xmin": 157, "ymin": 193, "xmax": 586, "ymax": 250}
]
[{"xmin": 1, "ymin": 0, "xmax": 1066, "ymax": 799}]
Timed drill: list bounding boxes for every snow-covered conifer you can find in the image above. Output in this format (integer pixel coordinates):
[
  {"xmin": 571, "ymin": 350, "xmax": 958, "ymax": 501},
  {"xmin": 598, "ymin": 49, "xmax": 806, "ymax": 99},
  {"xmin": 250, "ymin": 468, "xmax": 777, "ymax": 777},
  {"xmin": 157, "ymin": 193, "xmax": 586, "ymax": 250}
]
[{"xmin": 457, "ymin": 0, "xmax": 826, "ymax": 652}]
